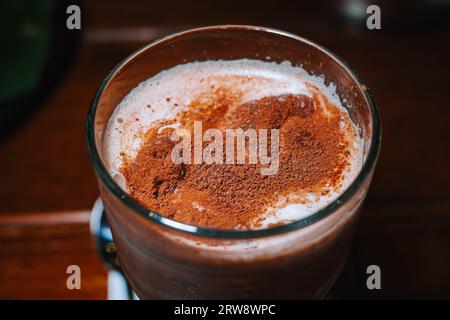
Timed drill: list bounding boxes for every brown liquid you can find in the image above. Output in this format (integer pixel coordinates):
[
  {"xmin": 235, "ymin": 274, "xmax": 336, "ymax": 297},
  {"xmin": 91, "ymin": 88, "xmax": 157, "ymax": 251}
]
[{"xmin": 94, "ymin": 51, "xmax": 373, "ymax": 299}]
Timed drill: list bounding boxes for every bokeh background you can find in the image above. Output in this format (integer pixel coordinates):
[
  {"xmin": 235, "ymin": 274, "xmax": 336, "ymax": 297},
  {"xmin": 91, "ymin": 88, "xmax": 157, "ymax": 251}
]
[{"xmin": 1, "ymin": 0, "xmax": 450, "ymax": 299}]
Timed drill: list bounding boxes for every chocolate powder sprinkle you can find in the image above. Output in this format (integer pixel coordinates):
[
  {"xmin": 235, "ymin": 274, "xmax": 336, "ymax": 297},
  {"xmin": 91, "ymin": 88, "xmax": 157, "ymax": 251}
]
[{"xmin": 122, "ymin": 90, "xmax": 353, "ymax": 229}]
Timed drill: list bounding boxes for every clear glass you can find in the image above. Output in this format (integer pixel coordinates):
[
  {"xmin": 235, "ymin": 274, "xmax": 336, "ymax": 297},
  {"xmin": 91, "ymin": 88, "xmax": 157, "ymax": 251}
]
[{"xmin": 86, "ymin": 25, "xmax": 381, "ymax": 299}]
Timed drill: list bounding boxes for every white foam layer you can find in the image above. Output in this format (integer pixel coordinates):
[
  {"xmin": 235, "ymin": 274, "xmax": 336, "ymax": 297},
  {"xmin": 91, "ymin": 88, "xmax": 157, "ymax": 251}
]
[{"xmin": 103, "ymin": 59, "xmax": 363, "ymax": 229}]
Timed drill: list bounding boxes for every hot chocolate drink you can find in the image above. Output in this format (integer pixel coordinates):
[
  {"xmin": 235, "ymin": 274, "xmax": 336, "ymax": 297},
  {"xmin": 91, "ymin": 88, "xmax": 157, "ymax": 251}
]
[{"xmin": 87, "ymin": 26, "xmax": 380, "ymax": 299}]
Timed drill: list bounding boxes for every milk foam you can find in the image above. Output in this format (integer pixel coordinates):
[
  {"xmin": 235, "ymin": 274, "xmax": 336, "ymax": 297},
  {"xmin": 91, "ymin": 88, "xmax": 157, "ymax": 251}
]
[{"xmin": 103, "ymin": 59, "xmax": 363, "ymax": 229}]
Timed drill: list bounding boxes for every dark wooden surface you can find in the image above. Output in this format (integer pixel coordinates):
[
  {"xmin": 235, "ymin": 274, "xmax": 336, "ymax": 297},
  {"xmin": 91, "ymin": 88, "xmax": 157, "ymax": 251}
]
[
  {"xmin": 0, "ymin": 1, "xmax": 449, "ymax": 299},
  {"xmin": 0, "ymin": 211, "xmax": 106, "ymax": 299}
]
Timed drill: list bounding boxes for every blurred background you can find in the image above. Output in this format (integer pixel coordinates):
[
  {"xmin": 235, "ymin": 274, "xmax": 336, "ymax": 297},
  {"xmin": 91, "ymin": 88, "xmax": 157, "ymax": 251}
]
[{"xmin": 1, "ymin": 0, "xmax": 450, "ymax": 299}]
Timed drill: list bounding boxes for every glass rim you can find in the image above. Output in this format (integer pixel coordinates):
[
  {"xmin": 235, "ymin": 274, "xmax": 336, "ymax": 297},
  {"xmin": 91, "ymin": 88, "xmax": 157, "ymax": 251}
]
[{"xmin": 86, "ymin": 25, "xmax": 381, "ymax": 239}]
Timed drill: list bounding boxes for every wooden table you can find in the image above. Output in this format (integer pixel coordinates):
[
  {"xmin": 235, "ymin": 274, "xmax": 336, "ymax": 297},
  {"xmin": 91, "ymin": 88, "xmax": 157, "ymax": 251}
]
[{"xmin": 1, "ymin": 1, "xmax": 449, "ymax": 299}]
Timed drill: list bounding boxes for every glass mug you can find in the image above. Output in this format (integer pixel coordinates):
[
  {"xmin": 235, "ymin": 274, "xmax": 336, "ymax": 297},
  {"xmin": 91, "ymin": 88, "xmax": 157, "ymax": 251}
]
[{"xmin": 86, "ymin": 25, "xmax": 381, "ymax": 299}]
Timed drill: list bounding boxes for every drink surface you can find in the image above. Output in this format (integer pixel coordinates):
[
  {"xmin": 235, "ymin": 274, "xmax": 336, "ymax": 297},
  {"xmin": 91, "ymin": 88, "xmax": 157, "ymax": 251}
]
[{"xmin": 103, "ymin": 59, "xmax": 363, "ymax": 230}]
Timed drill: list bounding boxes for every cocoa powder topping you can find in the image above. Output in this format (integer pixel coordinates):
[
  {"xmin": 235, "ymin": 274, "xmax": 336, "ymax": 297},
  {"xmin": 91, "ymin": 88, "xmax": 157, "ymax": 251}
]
[{"xmin": 121, "ymin": 88, "xmax": 354, "ymax": 229}]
